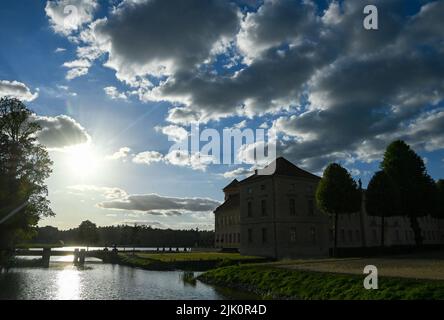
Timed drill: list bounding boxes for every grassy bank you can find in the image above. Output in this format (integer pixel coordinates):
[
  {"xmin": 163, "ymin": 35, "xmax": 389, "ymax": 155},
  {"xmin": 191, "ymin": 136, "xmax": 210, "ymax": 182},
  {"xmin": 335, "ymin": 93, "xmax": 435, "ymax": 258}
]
[
  {"xmin": 118, "ymin": 252, "xmax": 267, "ymax": 271},
  {"xmin": 198, "ymin": 264, "xmax": 444, "ymax": 299}
]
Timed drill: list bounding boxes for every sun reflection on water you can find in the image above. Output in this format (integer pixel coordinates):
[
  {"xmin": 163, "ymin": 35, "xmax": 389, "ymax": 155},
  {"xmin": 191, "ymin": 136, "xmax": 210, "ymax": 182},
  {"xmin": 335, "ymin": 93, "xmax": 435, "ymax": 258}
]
[{"xmin": 56, "ymin": 266, "xmax": 81, "ymax": 300}]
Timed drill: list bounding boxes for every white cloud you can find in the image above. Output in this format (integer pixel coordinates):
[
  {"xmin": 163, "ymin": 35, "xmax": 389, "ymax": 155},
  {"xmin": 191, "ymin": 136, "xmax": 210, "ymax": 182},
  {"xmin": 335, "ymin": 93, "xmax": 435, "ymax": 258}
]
[
  {"xmin": 105, "ymin": 147, "xmax": 131, "ymax": 161},
  {"xmin": 132, "ymin": 151, "xmax": 164, "ymax": 165},
  {"xmin": 0, "ymin": 80, "xmax": 39, "ymax": 101},
  {"xmin": 55, "ymin": 47, "xmax": 67, "ymax": 53},
  {"xmin": 155, "ymin": 125, "xmax": 188, "ymax": 142},
  {"xmin": 45, "ymin": 0, "xmax": 98, "ymax": 36},
  {"xmin": 222, "ymin": 167, "xmax": 252, "ymax": 179},
  {"xmin": 104, "ymin": 86, "xmax": 128, "ymax": 100}
]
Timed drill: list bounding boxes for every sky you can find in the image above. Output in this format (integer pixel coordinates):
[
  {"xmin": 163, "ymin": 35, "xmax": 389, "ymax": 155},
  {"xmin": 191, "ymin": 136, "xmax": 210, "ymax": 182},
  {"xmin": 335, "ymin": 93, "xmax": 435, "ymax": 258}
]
[{"xmin": 0, "ymin": 0, "xmax": 443, "ymax": 230}]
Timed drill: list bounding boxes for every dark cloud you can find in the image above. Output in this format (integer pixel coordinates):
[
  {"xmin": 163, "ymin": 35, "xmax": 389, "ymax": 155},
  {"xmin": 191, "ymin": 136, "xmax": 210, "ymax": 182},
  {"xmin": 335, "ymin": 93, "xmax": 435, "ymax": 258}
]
[
  {"xmin": 93, "ymin": 0, "xmax": 240, "ymax": 83},
  {"xmin": 32, "ymin": 115, "xmax": 91, "ymax": 149},
  {"xmin": 98, "ymin": 193, "xmax": 221, "ymax": 214}
]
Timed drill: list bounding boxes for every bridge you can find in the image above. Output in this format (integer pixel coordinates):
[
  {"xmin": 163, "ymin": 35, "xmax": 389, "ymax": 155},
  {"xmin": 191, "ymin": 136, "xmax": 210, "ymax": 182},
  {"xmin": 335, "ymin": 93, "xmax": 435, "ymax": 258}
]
[
  {"xmin": 14, "ymin": 247, "xmax": 191, "ymax": 267},
  {"xmin": 14, "ymin": 248, "xmax": 119, "ymax": 267}
]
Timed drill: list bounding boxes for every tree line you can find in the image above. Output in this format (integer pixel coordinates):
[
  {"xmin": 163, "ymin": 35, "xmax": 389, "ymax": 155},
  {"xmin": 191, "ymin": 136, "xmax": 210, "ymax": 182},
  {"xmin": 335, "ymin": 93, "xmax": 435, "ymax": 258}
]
[
  {"xmin": 316, "ymin": 140, "xmax": 444, "ymax": 256},
  {"xmin": 33, "ymin": 221, "xmax": 215, "ymax": 248}
]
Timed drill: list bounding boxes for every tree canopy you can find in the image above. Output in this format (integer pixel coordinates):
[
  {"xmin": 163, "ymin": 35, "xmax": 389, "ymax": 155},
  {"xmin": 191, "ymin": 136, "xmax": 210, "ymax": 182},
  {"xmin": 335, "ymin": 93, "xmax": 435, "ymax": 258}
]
[
  {"xmin": 0, "ymin": 98, "xmax": 53, "ymax": 253},
  {"xmin": 316, "ymin": 163, "xmax": 361, "ymax": 256},
  {"xmin": 381, "ymin": 140, "xmax": 437, "ymax": 245}
]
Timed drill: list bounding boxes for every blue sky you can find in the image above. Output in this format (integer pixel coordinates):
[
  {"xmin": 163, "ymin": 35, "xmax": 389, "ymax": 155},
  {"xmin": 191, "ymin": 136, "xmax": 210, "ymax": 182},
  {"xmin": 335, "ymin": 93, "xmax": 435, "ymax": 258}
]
[{"xmin": 0, "ymin": 0, "xmax": 443, "ymax": 230}]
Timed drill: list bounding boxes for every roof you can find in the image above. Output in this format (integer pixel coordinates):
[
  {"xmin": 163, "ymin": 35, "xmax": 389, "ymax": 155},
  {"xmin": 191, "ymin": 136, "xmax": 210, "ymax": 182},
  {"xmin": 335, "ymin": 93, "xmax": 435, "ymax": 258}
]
[
  {"xmin": 239, "ymin": 157, "xmax": 320, "ymax": 185},
  {"xmin": 214, "ymin": 194, "xmax": 240, "ymax": 214},
  {"xmin": 222, "ymin": 179, "xmax": 239, "ymax": 191}
]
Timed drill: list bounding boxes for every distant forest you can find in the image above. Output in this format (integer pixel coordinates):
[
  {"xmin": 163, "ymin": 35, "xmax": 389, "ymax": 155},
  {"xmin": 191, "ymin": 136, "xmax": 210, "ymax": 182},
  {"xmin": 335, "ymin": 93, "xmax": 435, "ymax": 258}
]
[{"xmin": 30, "ymin": 225, "xmax": 215, "ymax": 248}]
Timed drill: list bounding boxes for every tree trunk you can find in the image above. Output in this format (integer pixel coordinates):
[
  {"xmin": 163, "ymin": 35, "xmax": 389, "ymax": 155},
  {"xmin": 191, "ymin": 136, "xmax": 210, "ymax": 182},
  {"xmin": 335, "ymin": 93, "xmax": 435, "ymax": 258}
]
[
  {"xmin": 333, "ymin": 212, "xmax": 339, "ymax": 257},
  {"xmin": 381, "ymin": 216, "xmax": 385, "ymax": 248},
  {"xmin": 409, "ymin": 216, "xmax": 423, "ymax": 246}
]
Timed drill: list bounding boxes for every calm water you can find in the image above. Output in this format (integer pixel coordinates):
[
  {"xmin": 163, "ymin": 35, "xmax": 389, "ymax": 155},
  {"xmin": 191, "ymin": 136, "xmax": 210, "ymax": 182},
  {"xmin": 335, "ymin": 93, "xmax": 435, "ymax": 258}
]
[{"xmin": 0, "ymin": 261, "xmax": 250, "ymax": 300}]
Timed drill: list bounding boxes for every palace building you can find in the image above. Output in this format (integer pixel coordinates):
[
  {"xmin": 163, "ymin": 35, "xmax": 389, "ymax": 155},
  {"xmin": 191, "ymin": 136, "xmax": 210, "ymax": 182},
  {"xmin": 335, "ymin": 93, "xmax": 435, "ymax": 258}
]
[{"xmin": 214, "ymin": 157, "xmax": 444, "ymax": 259}]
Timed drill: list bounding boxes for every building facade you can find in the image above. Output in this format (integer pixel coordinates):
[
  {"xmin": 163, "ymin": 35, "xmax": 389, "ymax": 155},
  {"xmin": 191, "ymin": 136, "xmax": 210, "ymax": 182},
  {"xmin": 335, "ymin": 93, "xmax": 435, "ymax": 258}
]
[{"xmin": 214, "ymin": 157, "xmax": 444, "ymax": 258}]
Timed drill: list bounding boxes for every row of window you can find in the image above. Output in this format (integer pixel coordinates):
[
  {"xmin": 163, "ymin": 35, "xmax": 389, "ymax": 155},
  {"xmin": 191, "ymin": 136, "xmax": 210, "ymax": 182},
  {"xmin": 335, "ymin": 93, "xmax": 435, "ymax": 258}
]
[
  {"xmin": 216, "ymin": 215, "xmax": 239, "ymax": 227},
  {"xmin": 246, "ymin": 198, "xmax": 315, "ymax": 217},
  {"xmin": 215, "ymin": 233, "xmax": 241, "ymax": 244},
  {"xmin": 246, "ymin": 226, "xmax": 317, "ymax": 245},
  {"xmin": 329, "ymin": 228, "xmax": 442, "ymax": 243}
]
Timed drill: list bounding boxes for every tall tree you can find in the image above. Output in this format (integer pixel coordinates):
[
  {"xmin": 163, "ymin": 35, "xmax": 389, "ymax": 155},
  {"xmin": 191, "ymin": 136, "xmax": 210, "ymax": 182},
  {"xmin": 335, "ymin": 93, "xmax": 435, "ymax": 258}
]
[
  {"xmin": 0, "ymin": 98, "xmax": 53, "ymax": 258},
  {"xmin": 381, "ymin": 140, "xmax": 435, "ymax": 246},
  {"xmin": 365, "ymin": 170, "xmax": 399, "ymax": 247},
  {"xmin": 77, "ymin": 220, "xmax": 99, "ymax": 250},
  {"xmin": 316, "ymin": 163, "xmax": 361, "ymax": 257}
]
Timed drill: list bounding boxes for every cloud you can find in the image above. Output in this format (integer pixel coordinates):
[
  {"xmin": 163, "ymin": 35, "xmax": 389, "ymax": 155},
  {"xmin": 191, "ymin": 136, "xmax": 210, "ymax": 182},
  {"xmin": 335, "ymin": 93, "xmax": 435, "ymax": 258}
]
[
  {"xmin": 164, "ymin": 150, "xmax": 213, "ymax": 171},
  {"xmin": 105, "ymin": 147, "xmax": 131, "ymax": 161},
  {"xmin": 98, "ymin": 193, "xmax": 220, "ymax": 215},
  {"xmin": 132, "ymin": 151, "xmax": 164, "ymax": 165},
  {"xmin": 55, "ymin": 47, "xmax": 67, "ymax": 53},
  {"xmin": 222, "ymin": 167, "xmax": 252, "ymax": 179},
  {"xmin": 0, "ymin": 80, "xmax": 39, "ymax": 101},
  {"xmin": 50, "ymin": 0, "xmax": 444, "ymax": 171},
  {"xmin": 32, "ymin": 114, "xmax": 91, "ymax": 149},
  {"xmin": 45, "ymin": 0, "xmax": 98, "ymax": 35},
  {"xmin": 68, "ymin": 185, "xmax": 128, "ymax": 199},
  {"xmin": 90, "ymin": 0, "xmax": 240, "ymax": 84},
  {"xmin": 104, "ymin": 86, "xmax": 128, "ymax": 100},
  {"xmin": 155, "ymin": 125, "xmax": 188, "ymax": 142}
]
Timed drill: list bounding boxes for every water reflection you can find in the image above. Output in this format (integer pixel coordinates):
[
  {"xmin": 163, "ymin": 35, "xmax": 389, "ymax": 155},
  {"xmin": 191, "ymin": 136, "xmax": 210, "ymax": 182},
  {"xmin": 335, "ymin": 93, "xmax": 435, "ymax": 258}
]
[
  {"xmin": 56, "ymin": 266, "xmax": 80, "ymax": 300},
  {"xmin": 0, "ymin": 263, "xmax": 257, "ymax": 300}
]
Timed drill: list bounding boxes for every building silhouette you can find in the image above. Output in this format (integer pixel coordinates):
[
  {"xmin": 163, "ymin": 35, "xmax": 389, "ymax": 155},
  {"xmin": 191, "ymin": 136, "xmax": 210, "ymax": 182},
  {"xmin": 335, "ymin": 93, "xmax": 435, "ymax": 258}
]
[{"xmin": 214, "ymin": 157, "xmax": 443, "ymax": 258}]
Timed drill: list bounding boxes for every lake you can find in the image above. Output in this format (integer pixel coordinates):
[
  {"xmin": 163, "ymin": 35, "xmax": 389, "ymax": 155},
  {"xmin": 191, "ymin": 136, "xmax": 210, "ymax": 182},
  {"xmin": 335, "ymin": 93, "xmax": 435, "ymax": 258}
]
[{"xmin": 0, "ymin": 260, "xmax": 253, "ymax": 300}]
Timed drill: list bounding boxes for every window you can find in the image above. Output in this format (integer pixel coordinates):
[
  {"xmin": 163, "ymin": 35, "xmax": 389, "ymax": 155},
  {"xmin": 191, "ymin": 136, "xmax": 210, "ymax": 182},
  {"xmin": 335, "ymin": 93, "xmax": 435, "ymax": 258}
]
[
  {"xmin": 340, "ymin": 229, "xmax": 345, "ymax": 242},
  {"xmin": 348, "ymin": 230, "xmax": 353, "ymax": 243},
  {"xmin": 372, "ymin": 229, "xmax": 377, "ymax": 242},
  {"xmin": 290, "ymin": 227, "xmax": 297, "ymax": 243},
  {"xmin": 261, "ymin": 184, "xmax": 266, "ymax": 191},
  {"xmin": 310, "ymin": 227, "xmax": 316, "ymax": 244},
  {"xmin": 289, "ymin": 198, "xmax": 296, "ymax": 216},
  {"xmin": 237, "ymin": 233, "xmax": 241, "ymax": 243},
  {"xmin": 308, "ymin": 199, "xmax": 314, "ymax": 216},
  {"xmin": 355, "ymin": 230, "xmax": 360, "ymax": 242},
  {"xmin": 395, "ymin": 230, "xmax": 400, "ymax": 241},
  {"xmin": 261, "ymin": 228, "xmax": 268, "ymax": 243},
  {"xmin": 261, "ymin": 199, "xmax": 267, "ymax": 216},
  {"xmin": 329, "ymin": 229, "xmax": 334, "ymax": 242},
  {"xmin": 247, "ymin": 201, "xmax": 252, "ymax": 217},
  {"xmin": 248, "ymin": 187, "xmax": 253, "ymax": 194},
  {"xmin": 248, "ymin": 229, "xmax": 253, "ymax": 243},
  {"xmin": 405, "ymin": 230, "xmax": 409, "ymax": 241}
]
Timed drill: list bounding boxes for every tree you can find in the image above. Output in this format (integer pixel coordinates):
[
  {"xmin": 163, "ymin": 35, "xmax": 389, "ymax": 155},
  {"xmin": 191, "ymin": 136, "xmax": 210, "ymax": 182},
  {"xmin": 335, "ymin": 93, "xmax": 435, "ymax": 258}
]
[
  {"xmin": 381, "ymin": 140, "xmax": 436, "ymax": 246},
  {"xmin": 365, "ymin": 171, "xmax": 399, "ymax": 247},
  {"xmin": 77, "ymin": 220, "xmax": 99, "ymax": 250},
  {"xmin": 0, "ymin": 98, "xmax": 53, "ymax": 261},
  {"xmin": 316, "ymin": 163, "xmax": 361, "ymax": 256}
]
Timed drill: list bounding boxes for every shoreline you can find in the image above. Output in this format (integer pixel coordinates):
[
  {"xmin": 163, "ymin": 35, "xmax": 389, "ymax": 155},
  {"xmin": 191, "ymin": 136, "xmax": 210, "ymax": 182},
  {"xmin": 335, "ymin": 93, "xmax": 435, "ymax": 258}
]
[{"xmin": 198, "ymin": 264, "xmax": 444, "ymax": 300}]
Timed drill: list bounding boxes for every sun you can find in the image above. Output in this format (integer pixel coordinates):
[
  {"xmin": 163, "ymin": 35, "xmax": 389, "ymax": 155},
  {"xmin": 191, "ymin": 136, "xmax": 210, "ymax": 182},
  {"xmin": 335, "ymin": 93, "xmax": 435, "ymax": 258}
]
[{"xmin": 65, "ymin": 144, "xmax": 101, "ymax": 179}]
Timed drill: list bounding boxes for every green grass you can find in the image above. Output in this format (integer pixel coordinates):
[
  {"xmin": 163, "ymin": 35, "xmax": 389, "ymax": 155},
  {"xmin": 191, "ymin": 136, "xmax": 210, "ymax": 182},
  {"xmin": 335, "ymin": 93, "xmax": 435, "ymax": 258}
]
[
  {"xmin": 134, "ymin": 252, "xmax": 260, "ymax": 262},
  {"xmin": 198, "ymin": 264, "xmax": 444, "ymax": 300},
  {"xmin": 117, "ymin": 252, "xmax": 267, "ymax": 271},
  {"xmin": 15, "ymin": 243, "xmax": 63, "ymax": 249}
]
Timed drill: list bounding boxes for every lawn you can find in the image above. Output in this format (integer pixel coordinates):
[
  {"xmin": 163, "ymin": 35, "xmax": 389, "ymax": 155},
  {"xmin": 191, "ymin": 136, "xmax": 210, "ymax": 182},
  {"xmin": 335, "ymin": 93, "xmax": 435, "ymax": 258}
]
[
  {"xmin": 273, "ymin": 251, "xmax": 444, "ymax": 280},
  {"xmin": 117, "ymin": 251, "xmax": 266, "ymax": 271},
  {"xmin": 133, "ymin": 252, "xmax": 261, "ymax": 262}
]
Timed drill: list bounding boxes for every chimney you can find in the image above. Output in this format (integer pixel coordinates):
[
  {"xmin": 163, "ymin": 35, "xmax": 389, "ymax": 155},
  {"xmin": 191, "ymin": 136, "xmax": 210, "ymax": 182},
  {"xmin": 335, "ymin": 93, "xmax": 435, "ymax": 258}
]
[{"xmin": 254, "ymin": 169, "xmax": 258, "ymax": 175}]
